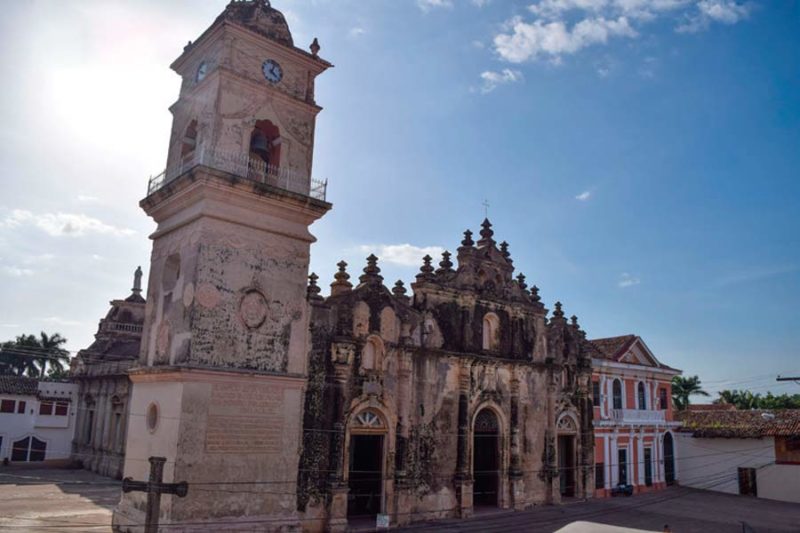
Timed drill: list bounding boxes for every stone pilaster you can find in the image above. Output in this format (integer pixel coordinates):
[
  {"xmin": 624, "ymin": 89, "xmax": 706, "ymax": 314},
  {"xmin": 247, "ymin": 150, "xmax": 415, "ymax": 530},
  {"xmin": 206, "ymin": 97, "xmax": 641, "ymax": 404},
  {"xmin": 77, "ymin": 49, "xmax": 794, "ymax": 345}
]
[{"xmin": 455, "ymin": 360, "xmax": 473, "ymax": 518}]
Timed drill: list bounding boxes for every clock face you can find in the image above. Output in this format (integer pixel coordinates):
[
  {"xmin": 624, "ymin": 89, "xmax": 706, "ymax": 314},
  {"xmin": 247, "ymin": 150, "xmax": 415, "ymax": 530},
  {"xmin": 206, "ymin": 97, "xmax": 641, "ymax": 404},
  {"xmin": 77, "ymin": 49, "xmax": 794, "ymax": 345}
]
[
  {"xmin": 262, "ymin": 59, "xmax": 283, "ymax": 84},
  {"xmin": 195, "ymin": 61, "xmax": 208, "ymax": 83}
]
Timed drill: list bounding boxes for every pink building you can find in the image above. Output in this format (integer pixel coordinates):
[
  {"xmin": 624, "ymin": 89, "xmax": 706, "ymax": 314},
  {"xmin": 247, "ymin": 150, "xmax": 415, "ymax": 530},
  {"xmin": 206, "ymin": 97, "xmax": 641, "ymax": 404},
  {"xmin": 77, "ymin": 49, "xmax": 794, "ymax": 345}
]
[{"xmin": 587, "ymin": 335, "xmax": 681, "ymax": 497}]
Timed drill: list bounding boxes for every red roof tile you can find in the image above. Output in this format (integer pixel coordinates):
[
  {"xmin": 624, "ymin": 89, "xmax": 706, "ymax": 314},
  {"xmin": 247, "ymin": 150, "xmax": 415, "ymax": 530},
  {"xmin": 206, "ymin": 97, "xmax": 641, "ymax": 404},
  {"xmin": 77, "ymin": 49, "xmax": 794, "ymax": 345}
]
[
  {"xmin": 676, "ymin": 409, "xmax": 800, "ymax": 438},
  {"xmin": 0, "ymin": 375, "xmax": 38, "ymax": 396}
]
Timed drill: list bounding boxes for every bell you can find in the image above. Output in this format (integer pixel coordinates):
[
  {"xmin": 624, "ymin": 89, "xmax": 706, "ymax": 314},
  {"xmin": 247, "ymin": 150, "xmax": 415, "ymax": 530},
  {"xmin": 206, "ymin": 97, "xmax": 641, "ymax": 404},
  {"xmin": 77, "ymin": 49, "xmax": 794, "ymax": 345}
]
[{"xmin": 250, "ymin": 133, "xmax": 269, "ymax": 153}]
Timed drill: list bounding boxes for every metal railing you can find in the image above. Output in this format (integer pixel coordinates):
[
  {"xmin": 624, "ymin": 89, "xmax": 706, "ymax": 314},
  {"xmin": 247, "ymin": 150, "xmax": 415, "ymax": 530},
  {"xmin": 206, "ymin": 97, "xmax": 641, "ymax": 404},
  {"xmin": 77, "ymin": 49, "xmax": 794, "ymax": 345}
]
[
  {"xmin": 146, "ymin": 147, "xmax": 327, "ymax": 201},
  {"xmin": 611, "ymin": 409, "xmax": 666, "ymax": 424}
]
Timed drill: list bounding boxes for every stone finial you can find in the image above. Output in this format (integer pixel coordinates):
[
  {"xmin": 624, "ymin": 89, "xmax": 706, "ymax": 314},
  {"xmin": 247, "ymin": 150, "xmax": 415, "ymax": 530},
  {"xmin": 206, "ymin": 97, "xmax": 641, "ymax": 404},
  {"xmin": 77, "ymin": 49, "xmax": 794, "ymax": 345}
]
[
  {"xmin": 570, "ymin": 315, "xmax": 579, "ymax": 328},
  {"xmin": 359, "ymin": 254, "xmax": 383, "ymax": 284},
  {"xmin": 416, "ymin": 255, "xmax": 436, "ymax": 282},
  {"xmin": 530, "ymin": 285, "xmax": 541, "ymax": 303},
  {"xmin": 461, "ymin": 229, "xmax": 474, "ymax": 247},
  {"xmin": 553, "ymin": 301, "xmax": 564, "ymax": 319},
  {"xmin": 479, "ymin": 218, "xmax": 494, "ymax": 242},
  {"xmin": 132, "ymin": 266, "xmax": 143, "ymax": 295},
  {"xmin": 500, "ymin": 241, "xmax": 510, "ymax": 258},
  {"xmin": 392, "ymin": 280, "xmax": 408, "ymax": 299},
  {"xmin": 437, "ymin": 250, "xmax": 454, "ymax": 274},
  {"xmin": 310, "ymin": 37, "xmax": 320, "ymax": 57},
  {"xmin": 307, "ymin": 272, "xmax": 323, "ymax": 301},
  {"xmin": 516, "ymin": 273, "xmax": 527, "ymax": 291},
  {"xmin": 330, "ymin": 260, "xmax": 353, "ymax": 295}
]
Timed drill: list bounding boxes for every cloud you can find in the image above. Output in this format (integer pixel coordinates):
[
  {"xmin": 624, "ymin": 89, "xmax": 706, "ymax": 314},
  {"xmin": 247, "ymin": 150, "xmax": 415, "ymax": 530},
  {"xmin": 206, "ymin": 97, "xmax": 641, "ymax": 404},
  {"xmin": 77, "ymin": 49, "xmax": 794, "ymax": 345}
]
[
  {"xmin": 472, "ymin": 0, "xmax": 492, "ymax": 6},
  {"xmin": 348, "ymin": 26, "xmax": 366, "ymax": 39},
  {"xmin": 676, "ymin": 0, "xmax": 751, "ymax": 33},
  {"xmin": 479, "ymin": 69, "xmax": 524, "ymax": 93},
  {"xmin": 494, "ymin": 16, "xmax": 637, "ymax": 63},
  {"xmin": 575, "ymin": 190, "xmax": 592, "ymax": 201},
  {"xmin": 77, "ymin": 194, "xmax": 101, "ymax": 203},
  {"xmin": 357, "ymin": 244, "xmax": 445, "ymax": 267},
  {"xmin": 2, "ymin": 266, "xmax": 34, "ymax": 277},
  {"xmin": 417, "ymin": 0, "xmax": 453, "ymax": 12},
  {"xmin": 618, "ymin": 272, "xmax": 641, "ymax": 287},
  {"xmin": 712, "ymin": 265, "xmax": 798, "ymax": 288},
  {"xmin": 40, "ymin": 316, "xmax": 85, "ymax": 327},
  {"xmin": 0, "ymin": 209, "xmax": 134, "ymax": 237},
  {"xmin": 0, "ymin": 324, "xmax": 21, "ymax": 329},
  {"xmin": 494, "ymin": 0, "xmax": 751, "ymax": 63}
]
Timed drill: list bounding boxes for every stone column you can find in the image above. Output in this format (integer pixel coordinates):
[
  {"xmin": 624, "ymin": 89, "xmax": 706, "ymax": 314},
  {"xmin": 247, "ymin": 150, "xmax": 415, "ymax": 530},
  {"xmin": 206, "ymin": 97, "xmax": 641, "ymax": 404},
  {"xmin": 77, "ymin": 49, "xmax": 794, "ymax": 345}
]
[
  {"xmin": 509, "ymin": 373, "xmax": 525, "ymax": 510},
  {"xmin": 327, "ymin": 355, "xmax": 352, "ymax": 533},
  {"xmin": 393, "ymin": 349, "xmax": 413, "ymax": 526},
  {"xmin": 544, "ymin": 363, "xmax": 558, "ymax": 505},
  {"xmin": 454, "ymin": 360, "xmax": 473, "ymax": 518}
]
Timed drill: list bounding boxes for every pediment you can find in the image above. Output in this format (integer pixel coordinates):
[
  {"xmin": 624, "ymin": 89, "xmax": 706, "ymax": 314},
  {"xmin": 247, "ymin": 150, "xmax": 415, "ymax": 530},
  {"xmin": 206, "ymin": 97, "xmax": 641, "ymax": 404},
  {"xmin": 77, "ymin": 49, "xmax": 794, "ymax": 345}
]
[{"xmin": 618, "ymin": 338, "xmax": 660, "ymax": 367}]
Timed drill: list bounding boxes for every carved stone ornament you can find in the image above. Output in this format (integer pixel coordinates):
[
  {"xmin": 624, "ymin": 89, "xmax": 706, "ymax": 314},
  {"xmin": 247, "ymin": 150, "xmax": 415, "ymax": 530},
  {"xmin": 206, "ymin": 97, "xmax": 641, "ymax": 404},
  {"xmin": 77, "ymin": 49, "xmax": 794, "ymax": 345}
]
[
  {"xmin": 240, "ymin": 290, "xmax": 268, "ymax": 329},
  {"xmin": 331, "ymin": 342, "xmax": 355, "ymax": 365},
  {"xmin": 195, "ymin": 283, "xmax": 221, "ymax": 309},
  {"xmin": 557, "ymin": 414, "xmax": 578, "ymax": 434},
  {"xmin": 353, "ymin": 409, "xmax": 385, "ymax": 430}
]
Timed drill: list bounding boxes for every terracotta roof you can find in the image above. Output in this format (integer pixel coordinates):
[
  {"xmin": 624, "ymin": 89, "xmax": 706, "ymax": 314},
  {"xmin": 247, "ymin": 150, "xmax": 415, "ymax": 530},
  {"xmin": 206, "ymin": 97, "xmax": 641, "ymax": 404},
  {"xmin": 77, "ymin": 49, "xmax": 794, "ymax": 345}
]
[
  {"xmin": 588, "ymin": 334, "xmax": 681, "ymax": 372},
  {"xmin": 589, "ymin": 335, "xmax": 637, "ymax": 361},
  {"xmin": 688, "ymin": 403, "xmax": 737, "ymax": 412},
  {"xmin": 0, "ymin": 375, "xmax": 39, "ymax": 396},
  {"xmin": 676, "ymin": 409, "xmax": 800, "ymax": 438}
]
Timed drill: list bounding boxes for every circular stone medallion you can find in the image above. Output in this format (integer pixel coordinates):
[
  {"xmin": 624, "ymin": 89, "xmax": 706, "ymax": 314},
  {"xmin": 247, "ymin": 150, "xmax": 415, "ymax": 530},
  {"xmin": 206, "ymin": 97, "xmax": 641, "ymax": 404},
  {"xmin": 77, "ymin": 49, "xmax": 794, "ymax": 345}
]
[{"xmin": 240, "ymin": 290, "xmax": 268, "ymax": 329}]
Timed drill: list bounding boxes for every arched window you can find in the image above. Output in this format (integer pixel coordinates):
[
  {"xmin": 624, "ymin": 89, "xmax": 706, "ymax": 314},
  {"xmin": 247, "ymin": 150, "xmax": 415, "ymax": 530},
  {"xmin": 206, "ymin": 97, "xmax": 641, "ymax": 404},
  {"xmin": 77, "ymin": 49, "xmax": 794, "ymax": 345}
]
[
  {"xmin": 482, "ymin": 312, "xmax": 500, "ymax": 351},
  {"xmin": 248, "ymin": 120, "xmax": 281, "ymax": 179},
  {"xmin": 180, "ymin": 120, "xmax": 197, "ymax": 162},
  {"xmin": 612, "ymin": 379, "xmax": 623, "ymax": 410},
  {"xmin": 638, "ymin": 382, "xmax": 646, "ymax": 410}
]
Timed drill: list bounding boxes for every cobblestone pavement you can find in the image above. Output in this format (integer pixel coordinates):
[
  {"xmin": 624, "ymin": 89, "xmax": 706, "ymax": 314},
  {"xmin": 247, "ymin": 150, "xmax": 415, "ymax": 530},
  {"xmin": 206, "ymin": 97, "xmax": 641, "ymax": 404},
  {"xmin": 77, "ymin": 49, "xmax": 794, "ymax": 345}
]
[
  {"xmin": 0, "ymin": 467, "xmax": 119, "ymax": 532},
  {"xmin": 396, "ymin": 487, "xmax": 800, "ymax": 533}
]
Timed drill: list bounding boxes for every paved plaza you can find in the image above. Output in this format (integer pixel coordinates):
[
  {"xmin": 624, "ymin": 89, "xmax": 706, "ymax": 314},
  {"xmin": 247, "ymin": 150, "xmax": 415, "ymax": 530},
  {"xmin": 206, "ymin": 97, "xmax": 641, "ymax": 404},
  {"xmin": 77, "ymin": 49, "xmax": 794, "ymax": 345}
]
[{"xmin": 0, "ymin": 468, "xmax": 798, "ymax": 532}]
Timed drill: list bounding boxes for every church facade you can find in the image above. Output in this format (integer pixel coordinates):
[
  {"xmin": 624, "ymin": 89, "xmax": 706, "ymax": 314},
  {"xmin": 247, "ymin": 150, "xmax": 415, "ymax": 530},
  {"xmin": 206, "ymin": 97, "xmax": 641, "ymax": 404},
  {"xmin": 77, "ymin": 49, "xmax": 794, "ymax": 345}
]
[
  {"xmin": 71, "ymin": 269, "xmax": 145, "ymax": 479},
  {"xmin": 112, "ymin": 1, "xmax": 594, "ymax": 531}
]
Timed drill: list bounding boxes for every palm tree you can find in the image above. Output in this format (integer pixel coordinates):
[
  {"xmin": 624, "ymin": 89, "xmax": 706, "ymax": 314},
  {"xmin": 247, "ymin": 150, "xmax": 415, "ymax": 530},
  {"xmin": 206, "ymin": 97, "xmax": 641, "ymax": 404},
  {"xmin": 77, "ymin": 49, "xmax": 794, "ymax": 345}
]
[
  {"xmin": 0, "ymin": 332, "xmax": 70, "ymax": 378},
  {"xmin": 671, "ymin": 375, "xmax": 710, "ymax": 411},
  {"xmin": 35, "ymin": 332, "xmax": 70, "ymax": 376}
]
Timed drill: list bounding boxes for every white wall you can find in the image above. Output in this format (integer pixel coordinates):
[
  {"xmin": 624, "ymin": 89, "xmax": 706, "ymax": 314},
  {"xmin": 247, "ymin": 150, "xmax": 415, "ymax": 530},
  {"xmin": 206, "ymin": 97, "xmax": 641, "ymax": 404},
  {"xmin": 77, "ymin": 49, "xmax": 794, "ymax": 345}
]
[
  {"xmin": 0, "ymin": 382, "xmax": 78, "ymax": 462},
  {"xmin": 676, "ymin": 433, "xmax": 800, "ymax": 504}
]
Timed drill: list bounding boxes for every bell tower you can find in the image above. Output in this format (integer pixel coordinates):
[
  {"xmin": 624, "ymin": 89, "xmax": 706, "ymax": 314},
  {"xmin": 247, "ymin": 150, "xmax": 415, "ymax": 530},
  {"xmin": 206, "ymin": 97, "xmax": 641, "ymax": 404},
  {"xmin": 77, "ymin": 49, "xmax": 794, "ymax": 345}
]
[{"xmin": 114, "ymin": 1, "xmax": 332, "ymax": 529}]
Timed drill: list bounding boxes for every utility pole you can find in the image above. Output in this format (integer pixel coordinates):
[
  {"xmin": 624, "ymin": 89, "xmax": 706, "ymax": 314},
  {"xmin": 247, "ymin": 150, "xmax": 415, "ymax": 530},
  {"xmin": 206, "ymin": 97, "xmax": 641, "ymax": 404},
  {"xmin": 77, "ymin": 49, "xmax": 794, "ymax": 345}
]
[{"xmin": 122, "ymin": 456, "xmax": 188, "ymax": 533}]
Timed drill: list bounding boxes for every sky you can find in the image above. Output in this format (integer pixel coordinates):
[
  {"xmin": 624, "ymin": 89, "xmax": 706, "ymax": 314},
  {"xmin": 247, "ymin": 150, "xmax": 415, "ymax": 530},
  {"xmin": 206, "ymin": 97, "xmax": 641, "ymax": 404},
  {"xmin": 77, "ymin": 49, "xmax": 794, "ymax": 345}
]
[{"xmin": 0, "ymin": 0, "xmax": 797, "ymax": 398}]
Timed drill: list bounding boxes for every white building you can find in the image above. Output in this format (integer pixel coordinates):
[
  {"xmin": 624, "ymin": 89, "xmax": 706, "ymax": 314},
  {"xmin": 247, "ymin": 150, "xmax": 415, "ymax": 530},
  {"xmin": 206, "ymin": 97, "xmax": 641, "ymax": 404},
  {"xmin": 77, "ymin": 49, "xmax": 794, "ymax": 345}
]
[
  {"xmin": 0, "ymin": 376, "xmax": 79, "ymax": 463},
  {"xmin": 676, "ymin": 408, "xmax": 800, "ymax": 504}
]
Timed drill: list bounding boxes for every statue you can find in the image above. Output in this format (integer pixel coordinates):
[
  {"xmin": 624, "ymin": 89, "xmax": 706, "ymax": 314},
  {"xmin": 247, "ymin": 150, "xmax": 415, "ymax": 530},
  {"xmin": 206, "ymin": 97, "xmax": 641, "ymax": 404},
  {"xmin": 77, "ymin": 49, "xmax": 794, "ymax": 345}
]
[{"xmin": 133, "ymin": 266, "xmax": 143, "ymax": 294}]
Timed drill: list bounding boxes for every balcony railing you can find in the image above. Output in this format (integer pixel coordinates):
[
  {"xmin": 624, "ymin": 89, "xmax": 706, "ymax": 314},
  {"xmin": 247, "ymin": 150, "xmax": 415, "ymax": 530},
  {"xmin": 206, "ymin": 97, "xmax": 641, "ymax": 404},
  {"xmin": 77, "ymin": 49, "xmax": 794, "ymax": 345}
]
[
  {"xmin": 105, "ymin": 321, "xmax": 143, "ymax": 334},
  {"xmin": 146, "ymin": 147, "xmax": 327, "ymax": 202},
  {"xmin": 611, "ymin": 409, "xmax": 666, "ymax": 424}
]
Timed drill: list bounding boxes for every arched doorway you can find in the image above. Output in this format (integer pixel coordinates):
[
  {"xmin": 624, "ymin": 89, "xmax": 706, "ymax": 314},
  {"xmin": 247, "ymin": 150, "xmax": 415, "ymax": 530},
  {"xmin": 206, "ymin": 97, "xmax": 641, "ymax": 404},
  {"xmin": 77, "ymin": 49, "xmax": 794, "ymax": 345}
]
[
  {"xmin": 347, "ymin": 409, "xmax": 387, "ymax": 519},
  {"xmin": 473, "ymin": 408, "xmax": 500, "ymax": 507},
  {"xmin": 557, "ymin": 414, "xmax": 578, "ymax": 497},
  {"xmin": 663, "ymin": 432, "xmax": 675, "ymax": 485}
]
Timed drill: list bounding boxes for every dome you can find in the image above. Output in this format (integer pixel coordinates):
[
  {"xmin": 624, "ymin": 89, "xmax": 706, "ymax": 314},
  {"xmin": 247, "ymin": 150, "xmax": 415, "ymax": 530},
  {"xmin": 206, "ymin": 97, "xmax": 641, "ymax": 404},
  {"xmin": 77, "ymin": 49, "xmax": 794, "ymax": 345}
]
[{"xmin": 216, "ymin": 0, "xmax": 293, "ymax": 47}]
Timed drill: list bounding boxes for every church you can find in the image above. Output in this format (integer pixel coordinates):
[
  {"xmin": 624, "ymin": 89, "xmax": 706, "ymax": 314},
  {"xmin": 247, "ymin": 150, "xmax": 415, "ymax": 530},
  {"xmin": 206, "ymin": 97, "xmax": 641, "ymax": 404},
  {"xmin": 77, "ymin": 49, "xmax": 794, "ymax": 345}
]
[{"xmin": 109, "ymin": 1, "xmax": 595, "ymax": 530}]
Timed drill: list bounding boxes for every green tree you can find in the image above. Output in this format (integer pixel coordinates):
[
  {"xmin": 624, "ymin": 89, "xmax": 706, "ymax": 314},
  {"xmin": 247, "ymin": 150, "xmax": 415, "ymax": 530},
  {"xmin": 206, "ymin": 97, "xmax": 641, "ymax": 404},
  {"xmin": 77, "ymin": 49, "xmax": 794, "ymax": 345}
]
[
  {"xmin": 716, "ymin": 389, "xmax": 800, "ymax": 409},
  {"xmin": 0, "ymin": 332, "xmax": 70, "ymax": 377},
  {"xmin": 672, "ymin": 375, "xmax": 710, "ymax": 411}
]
